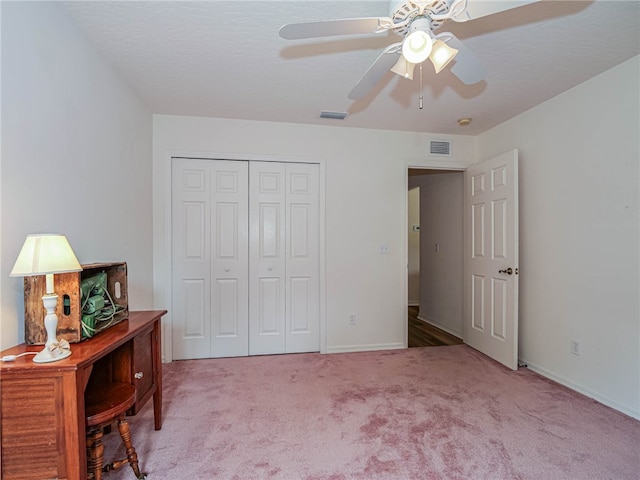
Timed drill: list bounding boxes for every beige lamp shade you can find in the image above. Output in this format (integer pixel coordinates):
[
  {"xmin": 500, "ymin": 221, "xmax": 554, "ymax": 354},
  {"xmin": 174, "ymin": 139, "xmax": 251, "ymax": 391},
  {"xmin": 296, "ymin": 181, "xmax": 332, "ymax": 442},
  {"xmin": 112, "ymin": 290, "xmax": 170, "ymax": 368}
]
[{"xmin": 10, "ymin": 234, "xmax": 82, "ymax": 277}]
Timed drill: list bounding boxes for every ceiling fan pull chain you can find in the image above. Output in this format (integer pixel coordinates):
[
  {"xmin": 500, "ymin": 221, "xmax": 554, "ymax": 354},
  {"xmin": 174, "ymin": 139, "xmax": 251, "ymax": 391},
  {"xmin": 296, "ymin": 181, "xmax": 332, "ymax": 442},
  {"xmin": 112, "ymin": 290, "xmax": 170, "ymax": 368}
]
[{"xmin": 419, "ymin": 63, "xmax": 424, "ymax": 109}]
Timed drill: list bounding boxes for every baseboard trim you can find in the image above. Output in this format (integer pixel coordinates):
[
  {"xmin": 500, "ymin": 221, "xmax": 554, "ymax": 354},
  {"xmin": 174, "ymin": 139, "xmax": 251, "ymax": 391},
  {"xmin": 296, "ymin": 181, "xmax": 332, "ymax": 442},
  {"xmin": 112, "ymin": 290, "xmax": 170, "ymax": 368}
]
[
  {"xmin": 521, "ymin": 358, "xmax": 640, "ymax": 421},
  {"xmin": 326, "ymin": 342, "xmax": 406, "ymax": 354},
  {"xmin": 416, "ymin": 314, "xmax": 462, "ymax": 339},
  {"xmin": 408, "ymin": 301, "xmax": 420, "ymax": 307}
]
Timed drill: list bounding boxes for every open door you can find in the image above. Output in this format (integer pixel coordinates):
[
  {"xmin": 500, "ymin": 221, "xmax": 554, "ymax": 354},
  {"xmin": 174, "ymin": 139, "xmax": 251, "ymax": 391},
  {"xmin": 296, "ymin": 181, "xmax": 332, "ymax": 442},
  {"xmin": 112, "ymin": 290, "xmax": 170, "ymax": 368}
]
[{"xmin": 463, "ymin": 150, "xmax": 519, "ymax": 370}]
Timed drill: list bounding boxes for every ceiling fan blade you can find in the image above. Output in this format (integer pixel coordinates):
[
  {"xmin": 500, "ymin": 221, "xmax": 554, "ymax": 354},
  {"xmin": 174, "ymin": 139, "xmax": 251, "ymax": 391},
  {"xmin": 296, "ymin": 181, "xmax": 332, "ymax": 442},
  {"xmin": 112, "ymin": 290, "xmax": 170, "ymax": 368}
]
[
  {"xmin": 348, "ymin": 43, "xmax": 402, "ymax": 100},
  {"xmin": 279, "ymin": 17, "xmax": 396, "ymax": 40},
  {"xmin": 442, "ymin": 0, "xmax": 542, "ymax": 22},
  {"xmin": 465, "ymin": 0, "xmax": 541, "ymax": 20},
  {"xmin": 442, "ymin": 34, "xmax": 487, "ymax": 85}
]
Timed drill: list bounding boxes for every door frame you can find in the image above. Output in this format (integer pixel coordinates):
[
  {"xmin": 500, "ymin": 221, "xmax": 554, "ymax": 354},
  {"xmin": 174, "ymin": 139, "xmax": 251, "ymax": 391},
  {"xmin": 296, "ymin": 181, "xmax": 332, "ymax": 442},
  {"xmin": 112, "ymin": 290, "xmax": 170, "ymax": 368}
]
[
  {"xmin": 155, "ymin": 150, "xmax": 326, "ymax": 363},
  {"xmin": 404, "ymin": 156, "xmax": 520, "ymax": 369}
]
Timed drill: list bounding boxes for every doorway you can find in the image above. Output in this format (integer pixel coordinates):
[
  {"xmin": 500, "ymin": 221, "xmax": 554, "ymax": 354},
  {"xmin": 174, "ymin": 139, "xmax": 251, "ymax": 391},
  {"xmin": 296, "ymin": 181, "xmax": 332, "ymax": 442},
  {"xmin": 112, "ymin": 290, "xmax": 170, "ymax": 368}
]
[{"xmin": 407, "ymin": 168, "xmax": 464, "ymax": 348}]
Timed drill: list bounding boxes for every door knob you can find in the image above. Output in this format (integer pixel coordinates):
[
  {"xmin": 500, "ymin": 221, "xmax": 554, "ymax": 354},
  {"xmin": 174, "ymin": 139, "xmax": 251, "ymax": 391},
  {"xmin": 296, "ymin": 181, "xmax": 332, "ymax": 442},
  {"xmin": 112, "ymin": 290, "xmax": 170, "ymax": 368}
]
[
  {"xmin": 225, "ymin": 268, "xmax": 230, "ymax": 272},
  {"xmin": 268, "ymin": 266, "xmax": 273, "ymax": 271},
  {"xmin": 498, "ymin": 267, "xmax": 513, "ymax": 275}
]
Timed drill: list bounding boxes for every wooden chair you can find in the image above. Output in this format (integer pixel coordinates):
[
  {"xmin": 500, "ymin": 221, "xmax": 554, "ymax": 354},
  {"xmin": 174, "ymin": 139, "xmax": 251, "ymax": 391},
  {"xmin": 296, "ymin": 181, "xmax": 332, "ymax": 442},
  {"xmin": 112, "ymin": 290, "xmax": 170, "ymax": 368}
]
[{"xmin": 85, "ymin": 382, "xmax": 146, "ymax": 480}]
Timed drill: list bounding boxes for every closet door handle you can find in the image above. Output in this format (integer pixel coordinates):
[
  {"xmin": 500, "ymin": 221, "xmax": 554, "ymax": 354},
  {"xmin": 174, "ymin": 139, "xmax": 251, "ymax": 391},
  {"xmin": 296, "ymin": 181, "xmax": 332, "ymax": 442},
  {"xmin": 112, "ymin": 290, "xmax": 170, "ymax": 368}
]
[{"xmin": 268, "ymin": 266, "xmax": 273, "ymax": 271}]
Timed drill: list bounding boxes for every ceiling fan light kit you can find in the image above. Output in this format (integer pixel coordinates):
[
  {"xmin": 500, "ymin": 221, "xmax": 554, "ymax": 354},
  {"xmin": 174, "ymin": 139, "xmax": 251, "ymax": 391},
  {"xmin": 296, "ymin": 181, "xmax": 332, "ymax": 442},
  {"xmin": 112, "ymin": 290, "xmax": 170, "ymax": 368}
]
[
  {"xmin": 402, "ymin": 30, "xmax": 433, "ymax": 64},
  {"xmin": 279, "ymin": 0, "xmax": 541, "ymax": 100},
  {"xmin": 429, "ymin": 39, "xmax": 458, "ymax": 74},
  {"xmin": 390, "ymin": 56, "xmax": 416, "ymax": 80}
]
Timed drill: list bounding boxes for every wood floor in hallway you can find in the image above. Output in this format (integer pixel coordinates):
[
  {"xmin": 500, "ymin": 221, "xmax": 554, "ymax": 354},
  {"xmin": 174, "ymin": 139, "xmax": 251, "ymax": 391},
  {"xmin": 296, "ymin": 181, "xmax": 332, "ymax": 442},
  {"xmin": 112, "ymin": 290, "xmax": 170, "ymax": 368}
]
[{"xmin": 408, "ymin": 306, "xmax": 463, "ymax": 348}]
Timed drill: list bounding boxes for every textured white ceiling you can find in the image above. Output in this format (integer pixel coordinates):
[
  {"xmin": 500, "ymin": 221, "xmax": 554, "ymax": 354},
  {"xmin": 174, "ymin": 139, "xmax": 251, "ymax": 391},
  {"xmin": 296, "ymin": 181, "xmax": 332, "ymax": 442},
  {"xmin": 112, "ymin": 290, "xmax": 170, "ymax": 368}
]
[{"xmin": 60, "ymin": 1, "xmax": 640, "ymax": 135}]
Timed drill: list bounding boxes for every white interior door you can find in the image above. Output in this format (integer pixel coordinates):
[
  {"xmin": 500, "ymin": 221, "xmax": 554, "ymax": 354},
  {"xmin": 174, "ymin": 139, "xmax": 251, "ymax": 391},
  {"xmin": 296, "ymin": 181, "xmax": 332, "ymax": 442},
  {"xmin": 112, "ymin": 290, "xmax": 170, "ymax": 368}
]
[
  {"xmin": 249, "ymin": 162, "xmax": 320, "ymax": 354},
  {"xmin": 463, "ymin": 150, "xmax": 519, "ymax": 370},
  {"xmin": 173, "ymin": 158, "xmax": 320, "ymax": 359},
  {"xmin": 172, "ymin": 159, "xmax": 249, "ymax": 359},
  {"xmin": 210, "ymin": 161, "xmax": 249, "ymax": 357},
  {"xmin": 284, "ymin": 163, "xmax": 320, "ymax": 353},
  {"xmin": 172, "ymin": 158, "xmax": 211, "ymax": 359},
  {"xmin": 249, "ymin": 162, "xmax": 287, "ymax": 355}
]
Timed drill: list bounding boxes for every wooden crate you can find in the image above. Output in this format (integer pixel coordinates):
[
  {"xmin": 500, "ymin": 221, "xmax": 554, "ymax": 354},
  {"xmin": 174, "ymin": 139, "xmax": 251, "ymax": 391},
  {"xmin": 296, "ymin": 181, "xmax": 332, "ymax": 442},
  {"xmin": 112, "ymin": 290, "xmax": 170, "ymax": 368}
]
[{"xmin": 24, "ymin": 262, "xmax": 129, "ymax": 345}]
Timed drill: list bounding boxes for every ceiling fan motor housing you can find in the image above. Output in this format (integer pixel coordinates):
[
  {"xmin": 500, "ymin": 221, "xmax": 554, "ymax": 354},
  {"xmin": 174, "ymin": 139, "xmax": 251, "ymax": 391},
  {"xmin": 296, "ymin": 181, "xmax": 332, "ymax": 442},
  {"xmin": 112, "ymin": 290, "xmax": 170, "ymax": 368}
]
[
  {"xmin": 389, "ymin": 0, "xmax": 452, "ymax": 36},
  {"xmin": 407, "ymin": 17, "xmax": 433, "ymax": 35}
]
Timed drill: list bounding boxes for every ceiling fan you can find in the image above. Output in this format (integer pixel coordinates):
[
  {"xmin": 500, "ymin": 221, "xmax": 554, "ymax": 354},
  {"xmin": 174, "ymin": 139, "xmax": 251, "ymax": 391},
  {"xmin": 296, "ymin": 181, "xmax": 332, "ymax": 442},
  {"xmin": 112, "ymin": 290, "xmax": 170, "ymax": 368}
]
[{"xmin": 279, "ymin": 0, "xmax": 540, "ymax": 101}]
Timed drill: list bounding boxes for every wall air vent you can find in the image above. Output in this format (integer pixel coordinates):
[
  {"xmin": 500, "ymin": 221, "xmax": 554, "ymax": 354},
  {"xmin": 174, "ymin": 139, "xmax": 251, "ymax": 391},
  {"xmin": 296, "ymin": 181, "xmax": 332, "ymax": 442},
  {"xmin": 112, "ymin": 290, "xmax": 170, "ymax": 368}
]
[
  {"xmin": 429, "ymin": 140, "xmax": 452, "ymax": 156},
  {"xmin": 320, "ymin": 111, "xmax": 348, "ymax": 120}
]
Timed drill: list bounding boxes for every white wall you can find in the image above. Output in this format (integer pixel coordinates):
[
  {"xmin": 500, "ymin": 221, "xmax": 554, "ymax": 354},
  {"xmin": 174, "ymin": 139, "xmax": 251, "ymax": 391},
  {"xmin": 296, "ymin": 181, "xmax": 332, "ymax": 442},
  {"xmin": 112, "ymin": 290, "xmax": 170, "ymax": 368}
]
[
  {"xmin": 478, "ymin": 56, "xmax": 640, "ymax": 419},
  {"xmin": 152, "ymin": 115, "xmax": 476, "ymax": 358},
  {"xmin": 407, "ymin": 187, "xmax": 420, "ymax": 305},
  {"xmin": 1, "ymin": 2, "xmax": 153, "ymax": 349},
  {"xmin": 421, "ymin": 173, "xmax": 464, "ymax": 337}
]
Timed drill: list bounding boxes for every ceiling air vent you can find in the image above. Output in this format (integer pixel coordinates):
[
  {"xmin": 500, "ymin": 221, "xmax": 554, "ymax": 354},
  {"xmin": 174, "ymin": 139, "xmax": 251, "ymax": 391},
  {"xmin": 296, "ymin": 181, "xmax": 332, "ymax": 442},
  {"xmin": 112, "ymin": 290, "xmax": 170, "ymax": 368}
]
[
  {"xmin": 429, "ymin": 140, "xmax": 452, "ymax": 157},
  {"xmin": 320, "ymin": 111, "xmax": 348, "ymax": 120}
]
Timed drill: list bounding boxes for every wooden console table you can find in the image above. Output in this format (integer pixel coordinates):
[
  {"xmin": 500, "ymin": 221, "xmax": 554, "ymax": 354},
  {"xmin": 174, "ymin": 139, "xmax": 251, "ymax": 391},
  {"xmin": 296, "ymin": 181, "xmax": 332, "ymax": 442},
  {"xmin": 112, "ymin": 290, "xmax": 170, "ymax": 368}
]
[{"xmin": 0, "ymin": 310, "xmax": 166, "ymax": 480}]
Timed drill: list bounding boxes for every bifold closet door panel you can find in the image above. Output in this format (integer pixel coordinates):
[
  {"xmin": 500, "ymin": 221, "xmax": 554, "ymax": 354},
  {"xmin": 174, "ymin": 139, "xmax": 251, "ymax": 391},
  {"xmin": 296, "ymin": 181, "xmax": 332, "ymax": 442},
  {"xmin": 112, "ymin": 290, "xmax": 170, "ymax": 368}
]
[
  {"xmin": 172, "ymin": 158, "xmax": 212, "ymax": 359},
  {"xmin": 172, "ymin": 159, "xmax": 249, "ymax": 359},
  {"xmin": 248, "ymin": 162, "xmax": 320, "ymax": 355},
  {"xmin": 210, "ymin": 161, "xmax": 249, "ymax": 358},
  {"xmin": 249, "ymin": 162, "xmax": 287, "ymax": 355},
  {"xmin": 285, "ymin": 163, "xmax": 320, "ymax": 353}
]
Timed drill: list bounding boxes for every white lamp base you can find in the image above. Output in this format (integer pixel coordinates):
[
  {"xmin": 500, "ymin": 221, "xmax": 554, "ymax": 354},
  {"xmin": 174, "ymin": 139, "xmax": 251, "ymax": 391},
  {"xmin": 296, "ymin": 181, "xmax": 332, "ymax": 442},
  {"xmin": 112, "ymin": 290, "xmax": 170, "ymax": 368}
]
[
  {"xmin": 33, "ymin": 293, "xmax": 72, "ymax": 363},
  {"xmin": 33, "ymin": 347, "xmax": 72, "ymax": 363}
]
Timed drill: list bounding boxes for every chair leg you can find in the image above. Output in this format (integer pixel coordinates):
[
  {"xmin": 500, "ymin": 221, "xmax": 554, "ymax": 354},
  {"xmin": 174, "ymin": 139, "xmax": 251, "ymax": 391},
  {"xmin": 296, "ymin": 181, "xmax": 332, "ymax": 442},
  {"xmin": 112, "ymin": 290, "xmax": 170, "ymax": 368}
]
[
  {"xmin": 116, "ymin": 414, "xmax": 145, "ymax": 479},
  {"xmin": 87, "ymin": 427, "xmax": 105, "ymax": 480}
]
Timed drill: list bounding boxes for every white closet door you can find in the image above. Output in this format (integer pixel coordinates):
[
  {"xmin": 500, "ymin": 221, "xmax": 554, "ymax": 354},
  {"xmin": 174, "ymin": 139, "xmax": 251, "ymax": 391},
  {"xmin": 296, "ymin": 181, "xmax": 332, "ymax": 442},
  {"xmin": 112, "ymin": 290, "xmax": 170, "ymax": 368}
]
[
  {"xmin": 172, "ymin": 159, "xmax": 319, "ymax": 359},
  {"xmin": 285, "ymin": 163, "xmax": 320, "ymax": 353},
  {"xmin": 172, "ymin": 159, "xmax": 211, "ymax": 359},
  {"xmin": 172, "ymin": 159, "xmax": 249, "ymax": 359},
  {"xmin": 248, "ymin": 162, "xmax": 320, "ymax": 355},
  {"xmin": 249, "ymin": 162, "xmax": 287, "ymax": 355},
  {"xmin": 210, "ymin": 161, "xmax": 249, "ymax": 357}
]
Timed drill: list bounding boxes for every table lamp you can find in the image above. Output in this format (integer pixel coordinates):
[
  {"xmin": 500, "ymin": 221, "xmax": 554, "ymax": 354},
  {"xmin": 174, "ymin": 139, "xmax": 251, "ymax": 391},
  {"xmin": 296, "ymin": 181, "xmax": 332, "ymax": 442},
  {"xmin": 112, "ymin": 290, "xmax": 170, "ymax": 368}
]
[{"xmin": 10, "ymin": 234, "xmax": 82, "ymax": 363}]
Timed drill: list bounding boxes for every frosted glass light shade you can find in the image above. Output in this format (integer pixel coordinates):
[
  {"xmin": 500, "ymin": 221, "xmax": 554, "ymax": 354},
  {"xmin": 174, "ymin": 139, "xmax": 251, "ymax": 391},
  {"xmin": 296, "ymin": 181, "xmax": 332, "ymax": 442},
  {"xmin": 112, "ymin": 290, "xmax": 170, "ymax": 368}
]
[
  {"xmin": 402, "ymin": 30, "xmax": 433, "ymax": 64},
  {"xmin": 429, "ymin": 40, "xmax": 458, "ymax": 74},
  {"xmin": 10, "ymin": 234, "xmax": 82, "ymax": 277},
  {"xmin": 390, "ymin": 56, "xmax": 416, "ymax": 80}
]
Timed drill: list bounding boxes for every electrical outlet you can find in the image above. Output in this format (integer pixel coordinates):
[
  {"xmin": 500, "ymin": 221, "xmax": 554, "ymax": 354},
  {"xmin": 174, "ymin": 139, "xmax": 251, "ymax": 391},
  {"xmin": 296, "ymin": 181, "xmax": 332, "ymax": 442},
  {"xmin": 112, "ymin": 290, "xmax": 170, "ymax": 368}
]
[
  {"xmin": 349, "ymin": 314, "xmax": 356, "ymax": 326},
  {"xmin": 570, "ymin": 339, "xmax": 580, "ymax": 356}
]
